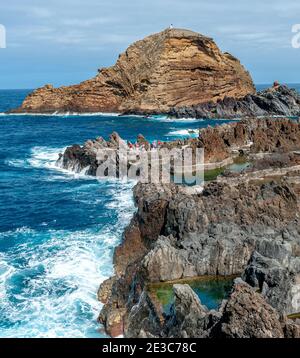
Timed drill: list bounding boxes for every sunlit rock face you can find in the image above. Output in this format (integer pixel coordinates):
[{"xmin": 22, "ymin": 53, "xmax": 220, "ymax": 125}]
[{"xmin": 14, "ymin": 28, "xmax": 255, "ymax": 114}]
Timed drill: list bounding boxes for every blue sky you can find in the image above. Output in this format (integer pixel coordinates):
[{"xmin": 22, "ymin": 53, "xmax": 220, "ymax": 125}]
[{"xmin": 0, "ymin": 0, "xmax": 299, "ymax": 89}]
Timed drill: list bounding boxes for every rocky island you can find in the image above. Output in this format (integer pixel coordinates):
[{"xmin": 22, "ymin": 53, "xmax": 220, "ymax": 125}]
[
  {"xmin": 12, "ymin": 28, "xmax": 255, "ymax": 115},
  {"xmin": 58, "ymin": 117, "xmax": 300, "ymax": 338},
  {"xmin": 12, "ymin": 28, "xmax": 300, "ymax": 118}
]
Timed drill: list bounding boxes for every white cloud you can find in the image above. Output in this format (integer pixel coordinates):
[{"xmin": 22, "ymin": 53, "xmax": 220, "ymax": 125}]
[
  {"xmin": 30, "ymin": 7, "xmax": 53, "ymax": 19},
  {"xmin": 1, "ymin": 0, "xmax": 300, "ymax": 87},
  {"xmin": 62, "ymin": 17, "xmax": 117, "ymax": 27},
  {"xmin": 0, "ymin": 4, "xmax": 53, "ymax": 18}
]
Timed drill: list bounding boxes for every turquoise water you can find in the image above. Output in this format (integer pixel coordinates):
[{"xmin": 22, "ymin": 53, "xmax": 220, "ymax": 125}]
[
  {"xmin": 0, "ymin": 90, "xmax": 234, "ymax": 338},
  {"xmin": 153, "ymin": 278, "xmax": 234, "ymax": 315}
]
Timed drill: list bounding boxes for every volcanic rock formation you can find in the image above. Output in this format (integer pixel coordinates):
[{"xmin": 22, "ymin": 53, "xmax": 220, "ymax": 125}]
[
  {"xmin": 58, "ymin": 117, "xmax": 300, "ymax": 176},
  {"xmin": 91, "ymin": 118, "xmax": 300, "ymax": 338},
  {"xmin": 56, "ymin": 117, "xmax": 300, "ymax": 338},
  {"xmin": 99, "ymin": 176, "xmax": 300, "ymax": 338},
  {"xmin": 169, "ymin": 85, "xmax": 300, "ymax": 119},
  {"xmin": 126, "ymin": 280, "xmax": 289, "ymax": 338},
  {"xmin": 13, "ymin": 28, "xmax": 255, "ymax": 114}
]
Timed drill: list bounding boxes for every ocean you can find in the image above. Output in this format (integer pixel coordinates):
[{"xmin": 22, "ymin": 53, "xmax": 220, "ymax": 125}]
[{"xmin": 0, "ymin": 84, "xmax": 299, "ymax": 338}]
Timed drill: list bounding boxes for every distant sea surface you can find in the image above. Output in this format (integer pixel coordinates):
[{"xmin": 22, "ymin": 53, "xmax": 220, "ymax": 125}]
[
  {"xmin": 0, "ymin": 84, "xmax": 299, "ymax": 337},
  {"xmin": 256, "ymin": 83, "xmax": 300, "ymax": 92}
]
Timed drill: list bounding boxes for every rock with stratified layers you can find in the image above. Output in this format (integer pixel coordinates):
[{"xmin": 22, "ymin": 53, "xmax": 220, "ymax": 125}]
[{"xmin": 13, "ymin": 28, "xmax": 255, "ymax": 114}]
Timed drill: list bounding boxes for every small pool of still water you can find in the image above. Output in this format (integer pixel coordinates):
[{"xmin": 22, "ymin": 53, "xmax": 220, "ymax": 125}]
[
  {"xmin": 149, "ymin": 277, "xmax": 234, "ymax": 315},
  {"xmin": 204, "ymin": 159, "xmax": 250, "ymax": 182},
  {"xmin": 174, "ymin": 158, "xmax": 251, "ymax": 185}
]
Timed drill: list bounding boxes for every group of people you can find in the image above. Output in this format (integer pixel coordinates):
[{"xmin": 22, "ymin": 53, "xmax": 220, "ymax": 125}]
[
  {"xmin": 127, "ymin": 140, "xmax": 163, "ymax": 151},
  {"xmin": 150, "ymin": 140, "xmax": 163, "ymax": 149}
]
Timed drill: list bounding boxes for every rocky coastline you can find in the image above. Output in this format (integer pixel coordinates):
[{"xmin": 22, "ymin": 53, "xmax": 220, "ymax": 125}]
[{"xmin": 58, "ymin": 117, "xmax": 300, "ymax": 338}]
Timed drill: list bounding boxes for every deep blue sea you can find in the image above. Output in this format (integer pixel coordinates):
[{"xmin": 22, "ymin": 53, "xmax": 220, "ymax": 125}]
[{"xmin": 0, "ymin": 84, "xmax": 299, "ymax": 338}]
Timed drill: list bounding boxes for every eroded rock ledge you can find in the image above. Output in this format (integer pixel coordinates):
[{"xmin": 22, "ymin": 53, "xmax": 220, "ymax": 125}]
[{"xmin": 92, "ymin": 117, "xmax": 300, "ymax": 338}]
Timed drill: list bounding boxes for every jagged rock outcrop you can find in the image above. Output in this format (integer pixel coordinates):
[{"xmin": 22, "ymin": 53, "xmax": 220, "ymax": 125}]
[
  {"xmin": 126, "ymin": 281, "xmax": 290, "ymax": 338},
  {"xmin": 126, "ymin": 290, "xmax": 164, "ymax": 338},
  {"xmin": 12, "ymin": 28, "xmax": 255, "ymax": 114},
  {"xmin": 198, "ymin": 116, "xmax": 300, "ymax": 163},
  {"xmin": 98, "ymin": 176, "xmax": 300, "ymax": 337},
  {"xmin": 169, "ymin": 85, "xmax": 300, "ymax": 119},
  {"xmin": 125, "ymin": 283, "xmax": 218, "ymax": 338},
  {"xmin": 136, "ymin": 179, "xmax": 299, "ymax": 281},
  {"xmin": 58, "ymin": 118, "xmax": 300, "ymax": 177},
  {"xmin": 57, "ymin": 131, "xmax": 127, "ymax": 175},
  {"xmin": 211, "ymin": 280, "xmax": 285, "ymax": 338},
  {"xmin": 243, "ymin": 250, "xmax": 300, "ymax": 315},
  {"xmin": 165, "ymin": 284, "xmax": 216, "ymax": 338}
]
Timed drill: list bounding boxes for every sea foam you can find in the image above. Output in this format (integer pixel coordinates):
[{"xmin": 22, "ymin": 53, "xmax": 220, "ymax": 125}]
[
  {"xmin": 0, "ymin": 142, "xmax": 135, "ymax": 337},
  {"xmin": 0, "ymin": 182, "xmax": 135, "ymax": 337},
  {"xmin": 166, "ymin": 129, "xmax": 199, "ymax": 137}
]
